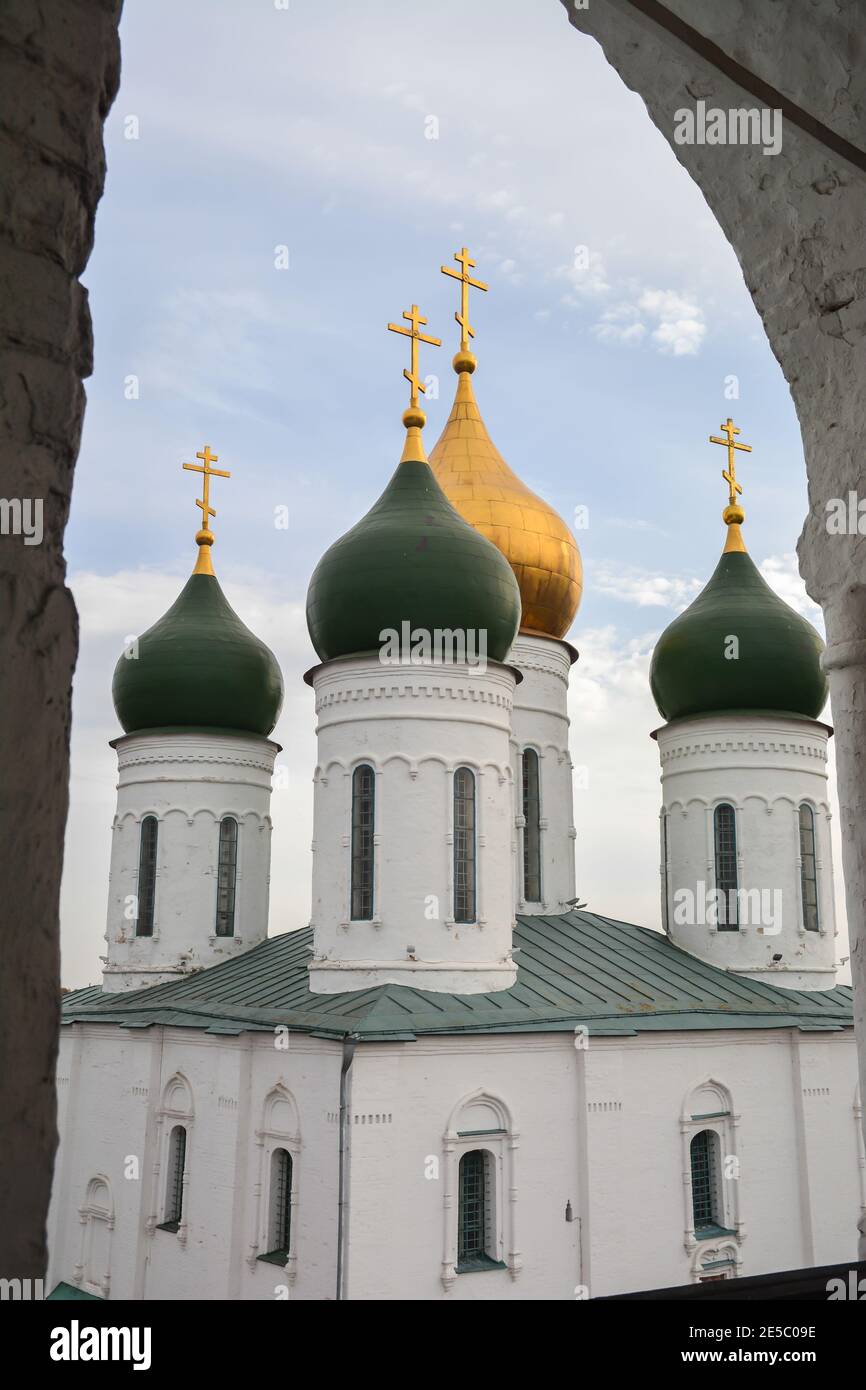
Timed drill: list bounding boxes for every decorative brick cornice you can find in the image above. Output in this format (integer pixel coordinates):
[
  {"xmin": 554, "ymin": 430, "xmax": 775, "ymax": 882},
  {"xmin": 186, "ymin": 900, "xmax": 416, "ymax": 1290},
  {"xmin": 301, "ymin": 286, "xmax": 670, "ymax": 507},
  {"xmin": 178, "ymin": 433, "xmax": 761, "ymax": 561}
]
[
  {"xmin": 512, "ymin": 653, "xmax": 570, "ymax": 680},
  {"xmin": 660, "ymin": 736, "xmax": 827, "ymax": 763},
  {"xmin": 119, "ymin": 750, "xmax": 275, "ymax": 773},
  {"xmin": 316, "ymin": 683, "xmax": 513, "ymax": 713}
]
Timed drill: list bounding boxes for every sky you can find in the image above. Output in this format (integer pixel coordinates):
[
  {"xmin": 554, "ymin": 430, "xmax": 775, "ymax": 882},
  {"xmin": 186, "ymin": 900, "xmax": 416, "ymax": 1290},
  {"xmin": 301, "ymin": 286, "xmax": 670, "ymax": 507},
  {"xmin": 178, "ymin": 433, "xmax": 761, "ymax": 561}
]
[{"xmin": 59, "ymin": 0, "xmax": 849, "ymax": 986}]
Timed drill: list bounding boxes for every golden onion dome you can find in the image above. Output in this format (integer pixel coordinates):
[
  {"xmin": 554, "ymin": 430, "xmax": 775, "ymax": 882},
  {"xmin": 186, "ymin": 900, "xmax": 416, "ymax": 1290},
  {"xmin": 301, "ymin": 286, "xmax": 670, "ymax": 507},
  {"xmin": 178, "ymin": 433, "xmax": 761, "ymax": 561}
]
[{"xmin": 428, "ymin": 354, "xmax": 582, "ymax": 640}]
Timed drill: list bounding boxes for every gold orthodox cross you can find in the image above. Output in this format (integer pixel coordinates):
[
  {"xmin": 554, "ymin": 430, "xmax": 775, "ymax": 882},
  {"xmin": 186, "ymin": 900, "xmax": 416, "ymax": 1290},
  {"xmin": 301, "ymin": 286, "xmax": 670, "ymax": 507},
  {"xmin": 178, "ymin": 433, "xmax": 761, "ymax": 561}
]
[
  {"xmin": 709, "ymin": 417, "xmax": 752, "ymax": 506},
  {"xmin": 183, "ymin": 444, "xmax": 231, "ymax": 539},
  {"xmin": 387, "ymin": 304, "xmax": 441, "ymax": 407},
  {"xmin": 441, "ymin": 246, "xmax": 488, "ymax": 350}
]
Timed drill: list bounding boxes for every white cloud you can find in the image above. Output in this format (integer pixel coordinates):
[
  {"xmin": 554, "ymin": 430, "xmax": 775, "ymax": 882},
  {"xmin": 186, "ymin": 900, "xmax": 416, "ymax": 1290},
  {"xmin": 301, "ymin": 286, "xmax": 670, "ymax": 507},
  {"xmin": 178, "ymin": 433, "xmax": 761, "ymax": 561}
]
[
  {"xmin": 558, "ymin": 249, "xmax": 611, "ymax": 301},
  {"xmin": 638, "ymin": 288, "xmax": 706, "ymax": 355},
  {"xmin": 592, "ymin": 286, "xmax": 706, "ymax": 356},
  {"xmin": 592, "ymin": 309, "xmax": 647, "ymax": 347},
  {"xmin": 591, "ymin": 564, "xmax": 702, "ymax": 609}
]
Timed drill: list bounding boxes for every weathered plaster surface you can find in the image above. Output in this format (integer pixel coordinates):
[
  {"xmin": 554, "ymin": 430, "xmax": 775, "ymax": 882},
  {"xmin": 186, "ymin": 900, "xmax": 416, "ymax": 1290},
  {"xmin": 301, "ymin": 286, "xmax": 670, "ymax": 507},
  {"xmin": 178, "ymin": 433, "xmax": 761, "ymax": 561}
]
[{"xmin": 561, "ymin": 0, "xmax": 866, "ymax": 1246}]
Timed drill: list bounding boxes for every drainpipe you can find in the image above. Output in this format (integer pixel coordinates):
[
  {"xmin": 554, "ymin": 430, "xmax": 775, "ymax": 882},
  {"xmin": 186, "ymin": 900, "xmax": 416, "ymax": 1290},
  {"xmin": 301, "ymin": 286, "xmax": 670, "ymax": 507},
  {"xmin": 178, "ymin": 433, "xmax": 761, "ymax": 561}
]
[{"xmin": 336, "ymin": 1034, "xmax": 358, "ymax": 1301}]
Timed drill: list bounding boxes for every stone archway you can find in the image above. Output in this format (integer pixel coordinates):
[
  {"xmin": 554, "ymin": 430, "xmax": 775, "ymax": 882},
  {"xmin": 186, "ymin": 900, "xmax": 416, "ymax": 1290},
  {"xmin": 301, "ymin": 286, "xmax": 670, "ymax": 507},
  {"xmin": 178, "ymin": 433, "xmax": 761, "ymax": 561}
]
[
  {"xmin": 2, "ymin": 0, "xmax": 864, "ymax": 1281},
  {"xmin": 0, "ymin": 1, "xmax": 122, "ymax": 1279},
  {"xmin": 562, "ymin": 0, "xmax": 866, "ymax": 1251}
]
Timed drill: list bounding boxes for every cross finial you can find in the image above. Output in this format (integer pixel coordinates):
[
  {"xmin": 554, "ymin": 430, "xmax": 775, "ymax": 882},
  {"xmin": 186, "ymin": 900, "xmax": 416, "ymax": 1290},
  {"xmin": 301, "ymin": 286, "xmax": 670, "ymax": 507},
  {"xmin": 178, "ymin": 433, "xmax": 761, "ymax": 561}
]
[
  {"xmin": 709, "ymin": 417, "xmax": 752, "ymax": 551},
  {"xmin": 441, "ymin": 246, "xmax": 488, "ymax": 366},
  {"xmin": 182, "ymin": 444, "xmax": 231, "ymax": 574},
  {"xmin": 387, "ymin": 304, "xmax": 441, "ymax": 413},
  {"xmin": 386, "ymin": 304, "xmax": 441, "ymax": 463}
]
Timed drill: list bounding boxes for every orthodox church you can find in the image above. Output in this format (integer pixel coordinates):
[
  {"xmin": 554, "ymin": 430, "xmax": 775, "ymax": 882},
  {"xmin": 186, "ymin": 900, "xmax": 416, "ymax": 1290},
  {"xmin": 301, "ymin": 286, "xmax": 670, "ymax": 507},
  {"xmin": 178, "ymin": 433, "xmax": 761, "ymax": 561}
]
[{"xmin": 48, "ymin": 252, "xmax": 862, "ymax": 1302}]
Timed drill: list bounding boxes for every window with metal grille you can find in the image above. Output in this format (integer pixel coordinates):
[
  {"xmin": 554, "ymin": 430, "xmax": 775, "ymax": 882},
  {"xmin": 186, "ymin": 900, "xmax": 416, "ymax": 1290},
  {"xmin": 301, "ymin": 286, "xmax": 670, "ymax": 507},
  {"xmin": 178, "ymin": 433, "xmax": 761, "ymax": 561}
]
[
  {"xmin": 522, "ymin": 749, "xmax": 541, "ymax": 902},
  {"xmin": 799, "ymin": 803, "xmax": 819, "ymax": 932},
  {"xmin": 163, "ymin": 1125, "xmax": 186, "ymax": 1230},
  {"xmin": 690, "ymin": 1129, "xmax": 721, "ymax": 1230},
  {"xmin": 713, "ymin": 803, "xmax": 739, "ymax": 930},
  {"xmin": 268, "ymin": 1148, "xmax": 293, "ymax": 1255},
  {"xmin": 350, "ymin": 764, "xmax": 375, "ymax": 920},
  {"xmin": 136, "ymin": 816, "xmax": 158, "ymax": 937},
  {"xmin": 453, "ymin": 767, "xmax": 476, "ymax": 923},
  {"xmin": 215, "ymin": 816, "xmax": 238, "ymax": 937},
  {"xmin": 458, "ymin": 1149, "xmax": 491, "ymax": 1265}
]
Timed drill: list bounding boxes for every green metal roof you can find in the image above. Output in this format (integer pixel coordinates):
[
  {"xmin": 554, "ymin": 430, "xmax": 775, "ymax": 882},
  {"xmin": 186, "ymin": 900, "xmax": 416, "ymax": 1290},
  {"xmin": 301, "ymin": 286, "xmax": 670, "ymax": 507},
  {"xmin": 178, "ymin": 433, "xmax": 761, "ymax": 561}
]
[
  {"xmin": 305, "ymin": 455, "xmax": 521, "ymax": 664},
  {"xmin": 112, "ymin": 571, "xmax": 284, "ymax": 737},
  {"xmin": 61, "ymin": 911, "xmax": 853, "ymax": 1042},
  {"xmin": 650, "ymin": 547, "xmax": 827, "ymax": 722},
  {"xmin": 47, "ymin": 1282, "xmax": 104, "ymax": 1300}
]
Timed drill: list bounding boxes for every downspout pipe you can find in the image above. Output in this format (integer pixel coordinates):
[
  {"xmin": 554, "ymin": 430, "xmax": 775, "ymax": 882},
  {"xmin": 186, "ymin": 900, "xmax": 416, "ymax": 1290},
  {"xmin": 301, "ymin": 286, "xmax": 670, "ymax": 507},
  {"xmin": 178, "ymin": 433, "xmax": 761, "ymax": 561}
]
[{"xmin": 336, "ymin": 1033, "xmax": 358, "ymax": 1301}]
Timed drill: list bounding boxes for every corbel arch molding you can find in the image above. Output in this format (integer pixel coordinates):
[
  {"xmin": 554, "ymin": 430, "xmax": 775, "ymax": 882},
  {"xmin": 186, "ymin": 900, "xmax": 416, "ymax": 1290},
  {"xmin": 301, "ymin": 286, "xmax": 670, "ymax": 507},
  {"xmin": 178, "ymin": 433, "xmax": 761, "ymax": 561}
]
[
  {"xmin": 160, "ymin": 1070, "xmax": 194, "ymax": 1121},
  {"xmin": 185, "ymin": 807, "xmax": 270, "ymax": 828},
  {"xmin": 444, "ymin": 1087, "xmax": 514, "ymax": 1141},
  {"xmin": 115, "ymin": 807, "xmax": 165, "ymax": 828},
  {"xmin": 261, "ymin": 1080, "xmax": 301, "ymax": 1142},
  {"xmin": 666, "ymin": 795, "xmax": 711, "ymax": 817}
]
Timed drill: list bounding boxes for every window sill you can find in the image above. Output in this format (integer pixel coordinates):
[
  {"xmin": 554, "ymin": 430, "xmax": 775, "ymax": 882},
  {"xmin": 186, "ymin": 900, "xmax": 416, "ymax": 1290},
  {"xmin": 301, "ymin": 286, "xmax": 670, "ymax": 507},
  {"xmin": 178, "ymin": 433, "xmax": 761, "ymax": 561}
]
[
  {"xmin": 694, "ymin": 1224, "xmax": 737, "ymax": 1240},
  {"xmin": 257, "ymin": 1249, "xmax": 289, "ymax": 1267},
  {"xmin": 156, "ymin": 1220, "xmax": 179, "ymax": 1234},
  {"xmin": 456, "ymin": 1255, "xmax": 508, "ymax": 1275}
]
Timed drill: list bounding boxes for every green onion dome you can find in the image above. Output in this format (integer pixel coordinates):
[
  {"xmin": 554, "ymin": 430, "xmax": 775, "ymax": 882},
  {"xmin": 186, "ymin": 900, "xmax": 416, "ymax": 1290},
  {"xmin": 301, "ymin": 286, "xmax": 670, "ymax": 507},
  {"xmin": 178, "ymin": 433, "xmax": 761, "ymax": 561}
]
[
  {"xmin": 112, "ymin": 560, "xmax": 284, "ymax": 737},
  {"xmin": 306, "ymin": 414, "xmax": 522, "ymax": 664},
  {"xmin": 650, "ymin": 522, "xmax": 828, "ymax": 723}
]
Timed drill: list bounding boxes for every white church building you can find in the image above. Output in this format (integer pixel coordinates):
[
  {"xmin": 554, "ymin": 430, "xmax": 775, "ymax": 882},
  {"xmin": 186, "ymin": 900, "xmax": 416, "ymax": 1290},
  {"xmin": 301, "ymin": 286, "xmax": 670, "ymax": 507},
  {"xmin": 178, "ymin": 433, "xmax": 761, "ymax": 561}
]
[{"xmin": 48, "ymin": 274, "xmax": 863, "ymax": 1301}]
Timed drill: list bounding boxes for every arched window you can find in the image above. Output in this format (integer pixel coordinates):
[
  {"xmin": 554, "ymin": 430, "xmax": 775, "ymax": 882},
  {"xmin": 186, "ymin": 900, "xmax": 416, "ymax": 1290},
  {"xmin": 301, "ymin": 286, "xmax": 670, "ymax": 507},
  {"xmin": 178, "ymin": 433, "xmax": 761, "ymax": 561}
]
[
  {"xmin": 267, "ymin": 1148, "xmax": 293, "ymax": 1257},
  {"xmin": 215, "ymin": 816, "xmax": 238, "ymax": 937},
  {"xmin": 443, "ymin": 1091, "xmax": 514, "ymax": 1288},
  {"xmin": 162, "ymin": 1124, "xmax": 187, "ymax": 1231},
  {"xmin": 713, "ymin": 803, "xmax": 739, "ymax": 930},
  {"xmin": 521, "ymin": 749, "xmax": 541, "ymax": 902},
  {"xmin": 136, "ymin": 815, "xmax": 158, "ymax": 937},
  {"xmin": 350, "ymin": 764, "xmax": 375, "ymax": 920},
  {"xmin": 798, "ymin": 803, "xmax": 819, "ymax": 932},
  {"xmin": 453, "ymin": 767, "xmax": 476, "ymax": 924},
  {"xmin": 458, "ymin": 1149, "xmax": 493, "ymax": 1269},
  {"xmin": 690, "ymin": 1129, "xmax": 723, "ymax": 1232}
]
